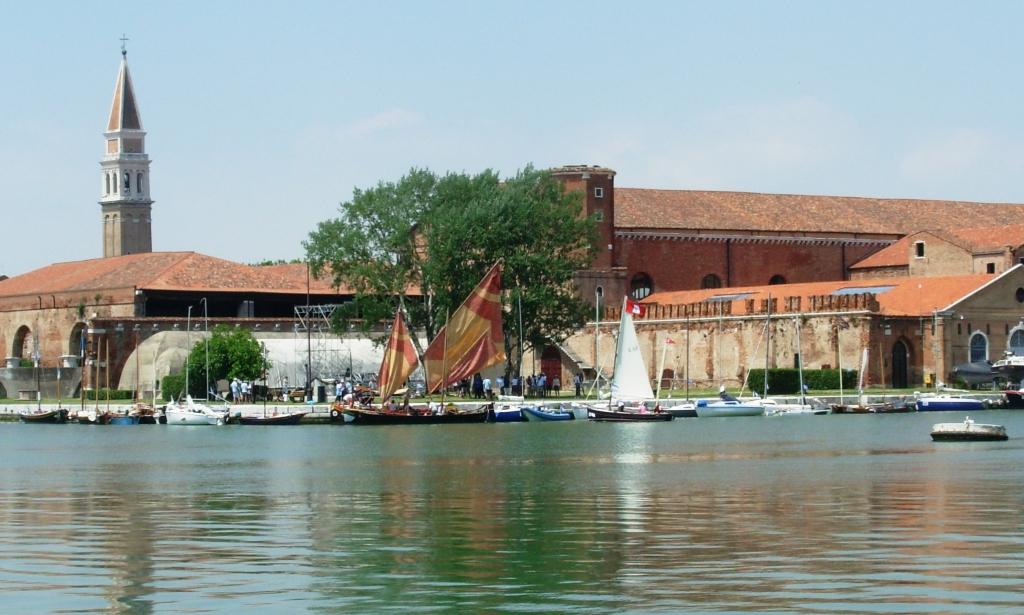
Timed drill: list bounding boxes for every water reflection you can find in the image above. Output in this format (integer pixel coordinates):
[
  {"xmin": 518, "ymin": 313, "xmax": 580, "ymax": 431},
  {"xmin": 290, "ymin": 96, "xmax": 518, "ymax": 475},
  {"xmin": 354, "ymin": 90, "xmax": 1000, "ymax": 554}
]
[{"xmin": 0, "ymin": 415, "xmax": 1023, "ymax": 612}]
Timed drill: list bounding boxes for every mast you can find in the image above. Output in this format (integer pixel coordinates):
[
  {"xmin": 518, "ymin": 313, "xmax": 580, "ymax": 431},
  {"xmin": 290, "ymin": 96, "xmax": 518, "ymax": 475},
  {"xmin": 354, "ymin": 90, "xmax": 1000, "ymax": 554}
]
[
  {"xmin": 685, "ymin": 310, "xmax": 690, "ymax": 401},
  {"xmin": 439, "ymin": 308, "xmax": 451, "ymax": 406},
  {"xmin": 764, "ymin": 293, "xmax": 771, "ymax": 399},
  {"xmin": 517, "ymin": 289, "xmax": 524, "ymax": 397},
  {"xmin": 185, "ymin": 305, "xmax": 192, "ymax": 399},
  {"xmin": 795, "ymin": 313, "xmax": 805, "ymax": 404}
]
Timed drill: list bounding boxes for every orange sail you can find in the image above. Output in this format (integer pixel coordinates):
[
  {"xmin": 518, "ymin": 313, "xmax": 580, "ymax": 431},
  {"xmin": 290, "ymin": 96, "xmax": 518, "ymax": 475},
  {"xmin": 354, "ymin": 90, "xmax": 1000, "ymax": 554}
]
[
  {"xmin": 424, "ymin": 263, "xmax": 506, "ymax": 393},
  {"xmin": 377, "ymin": 308, "xmax": 420, "ymax": 401}
]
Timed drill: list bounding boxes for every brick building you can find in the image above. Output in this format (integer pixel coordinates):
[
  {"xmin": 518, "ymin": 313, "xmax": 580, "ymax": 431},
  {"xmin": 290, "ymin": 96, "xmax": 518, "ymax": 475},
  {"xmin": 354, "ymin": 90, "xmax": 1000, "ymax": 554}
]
[{"xmin": 560, "ymin": 267, "xmax": 1024, "ymax": 393}]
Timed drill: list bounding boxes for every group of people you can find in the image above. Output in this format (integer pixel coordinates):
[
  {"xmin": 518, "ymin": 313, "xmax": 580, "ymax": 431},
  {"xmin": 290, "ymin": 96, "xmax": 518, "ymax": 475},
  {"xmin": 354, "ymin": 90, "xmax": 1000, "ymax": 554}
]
[
  {"xmin": 229, "ymin": 378, "xmax": 253, "ymax": 402},
  {"xmin": 446, "ymin": 372, "xmax": 583, "ymax": 399}
]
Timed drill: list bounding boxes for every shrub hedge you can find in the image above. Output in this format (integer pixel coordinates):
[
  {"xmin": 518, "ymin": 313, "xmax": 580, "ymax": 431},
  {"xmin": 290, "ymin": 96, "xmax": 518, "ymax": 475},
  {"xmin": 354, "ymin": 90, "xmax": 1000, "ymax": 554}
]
[
  {"xmin": 747, "ymin": 368, "xmax": 858, "ymax": 394},
  {"xmin": 85, "ymin": 388, "xmax": 135, "ymax": 401}
]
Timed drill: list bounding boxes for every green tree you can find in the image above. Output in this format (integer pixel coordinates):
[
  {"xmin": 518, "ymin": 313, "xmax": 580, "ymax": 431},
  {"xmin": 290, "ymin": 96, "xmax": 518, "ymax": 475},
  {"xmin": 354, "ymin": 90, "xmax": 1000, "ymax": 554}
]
[
  {"xmin": 183, "ymin": 325, "xmax": 269, "ymax": 397},
  {"xmin": 304, "ymin": 165, "xmax": 597, "ymax": 377}
]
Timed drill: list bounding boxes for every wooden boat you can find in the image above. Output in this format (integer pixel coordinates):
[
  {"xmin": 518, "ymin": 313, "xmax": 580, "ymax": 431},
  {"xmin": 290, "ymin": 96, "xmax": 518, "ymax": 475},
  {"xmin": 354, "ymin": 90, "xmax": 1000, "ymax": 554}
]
[
  {"xmin": 19, "ymin": 408, "xmax": 69, "ymax": 423},
  {"xmin": 239, "ymin": 411, "xmax": 308, "ymax": 425},
  {"xmin": 587, "ymin": 406, "xmax": 673, "ymax": 422},
  {"xmin": 345, "ymin": 405, "xmax": 488, "ymax": 425},
  {"xmin": 522, "ymin": 405, "xmax": 575, "ymax": 421},
  {"xmin": 832, "ymin": 401, "xmax": 913, "ymax": 414},
  {"xmin": 931, "ymin": 416, "xmax": 1007, "ymax": 441}
]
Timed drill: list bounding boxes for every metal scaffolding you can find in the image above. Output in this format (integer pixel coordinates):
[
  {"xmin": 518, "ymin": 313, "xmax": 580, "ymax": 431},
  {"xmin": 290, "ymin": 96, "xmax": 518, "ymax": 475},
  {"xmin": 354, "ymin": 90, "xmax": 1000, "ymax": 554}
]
[{"xmin": 293, "ymin": 305, "xmax": 352, "ymax": 383}]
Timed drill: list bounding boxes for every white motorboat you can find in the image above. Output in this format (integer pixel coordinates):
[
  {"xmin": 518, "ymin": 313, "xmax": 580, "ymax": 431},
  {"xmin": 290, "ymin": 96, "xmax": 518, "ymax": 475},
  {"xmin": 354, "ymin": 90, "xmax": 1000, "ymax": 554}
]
[
  {"xmin": 691, "ymin": 388, "xmax": 766, "ymax": 417},
  {"xmin": 992, "ymin": 352, "xmax": 1024, "ymax": 385},
  {"xmin": 164, "ymin": 395, "xmax": 229, "ymax": 425},
  {"xmin": 931, "ymin": 416, "xmax": 1007, "ymax": 441}
]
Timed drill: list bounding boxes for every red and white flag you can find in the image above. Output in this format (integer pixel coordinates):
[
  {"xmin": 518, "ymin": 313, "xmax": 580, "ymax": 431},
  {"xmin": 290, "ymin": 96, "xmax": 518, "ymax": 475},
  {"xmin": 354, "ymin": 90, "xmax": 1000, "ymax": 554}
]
[
  {"xmin": 625, "ymin": 297, "xmax": 647, "ymax": 317},
  {"xmin": 665, "ymin": 338, "xmax": 676, "ymax": 345}
]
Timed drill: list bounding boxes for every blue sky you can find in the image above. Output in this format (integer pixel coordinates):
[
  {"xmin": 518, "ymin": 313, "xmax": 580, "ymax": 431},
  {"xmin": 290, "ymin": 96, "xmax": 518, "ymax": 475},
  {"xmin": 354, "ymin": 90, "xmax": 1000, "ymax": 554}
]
[{"xmin": 3, "ymin": 1, "xmax": 1024, "ymax": 275}]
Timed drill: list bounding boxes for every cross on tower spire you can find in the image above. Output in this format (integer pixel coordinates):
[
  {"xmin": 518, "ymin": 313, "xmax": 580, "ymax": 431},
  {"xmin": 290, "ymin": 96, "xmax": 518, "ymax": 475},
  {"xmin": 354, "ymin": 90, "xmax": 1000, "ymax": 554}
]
[{"xmin": 120, "ymin": 34, "xmax": 129, "ymax": 57}]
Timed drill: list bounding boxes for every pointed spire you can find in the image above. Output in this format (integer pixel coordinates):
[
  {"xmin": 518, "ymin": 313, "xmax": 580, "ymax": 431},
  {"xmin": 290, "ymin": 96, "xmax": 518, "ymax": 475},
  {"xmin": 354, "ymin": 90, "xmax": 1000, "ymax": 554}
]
[{"xmin": 107, "ymin": 49, "xmax": 142, "ymax": 132}]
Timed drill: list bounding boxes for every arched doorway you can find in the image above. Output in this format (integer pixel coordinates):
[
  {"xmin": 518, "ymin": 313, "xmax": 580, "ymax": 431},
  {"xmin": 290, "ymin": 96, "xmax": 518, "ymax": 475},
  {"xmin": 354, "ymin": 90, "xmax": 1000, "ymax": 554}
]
[
  {"xmin": 68, "ymin": 323, "xmax": 85, "ymax": 357},
  {"xmin": 891, "ymin": 340, "xmax": 909, "ymax": 389},
  {"xmin": 12, "ymin": 325, "xmax": 31, "ymax": 359}
]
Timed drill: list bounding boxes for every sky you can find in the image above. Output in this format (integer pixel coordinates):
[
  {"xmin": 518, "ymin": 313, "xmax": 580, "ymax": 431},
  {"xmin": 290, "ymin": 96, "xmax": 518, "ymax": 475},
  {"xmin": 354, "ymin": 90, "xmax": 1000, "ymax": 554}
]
[{"xmin": 3, "ymin": 1, "xmax": 1024, "ymax": 275}]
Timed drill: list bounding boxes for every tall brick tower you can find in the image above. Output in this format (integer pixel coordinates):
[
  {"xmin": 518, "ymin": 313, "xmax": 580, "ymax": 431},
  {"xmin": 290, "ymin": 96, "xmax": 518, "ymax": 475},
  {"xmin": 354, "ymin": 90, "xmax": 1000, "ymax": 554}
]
[
  {"xmin": 549, "ymin": 165, "xmax": 626, "ymax": 302},
  {"xmin": 99, "ymin": 43, "xmax": 153, "ymax": 257}
]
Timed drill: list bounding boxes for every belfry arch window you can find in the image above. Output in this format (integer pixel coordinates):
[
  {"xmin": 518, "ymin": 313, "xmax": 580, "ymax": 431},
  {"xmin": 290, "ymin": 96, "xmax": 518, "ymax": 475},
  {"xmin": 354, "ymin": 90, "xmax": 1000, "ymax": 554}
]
[
  {"xmin": 969, "ymin": 331, "xmax": 988, "ymax": 363},
  {"xmin": 104, "ymin": 173, "xmax": 110, "ymax": 195},
  {"xmin": 112, "ymin": 172, "xmax": 118, "ymax": 194},
  {"xmin": 137, "ymin": 173, "xmax": 143, "ymax": 193},
  {"xmin": 630, "ymin": 272, "xmax": 653, "ymax": 300},
  {"xmin": 701, "ymin": 274, "xmax": 722, "ymax": 289},
  {"xmin": 124, "ymin": 171, "xmax": 130, "ymax": 192}
]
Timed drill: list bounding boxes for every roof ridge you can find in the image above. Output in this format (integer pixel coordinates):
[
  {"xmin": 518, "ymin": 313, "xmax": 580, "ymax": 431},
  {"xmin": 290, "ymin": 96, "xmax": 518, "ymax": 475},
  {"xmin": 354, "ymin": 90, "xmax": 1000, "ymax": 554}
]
[{"xmin": 616, "ymin": 186, "xmax": 1024, "ymax": 207}]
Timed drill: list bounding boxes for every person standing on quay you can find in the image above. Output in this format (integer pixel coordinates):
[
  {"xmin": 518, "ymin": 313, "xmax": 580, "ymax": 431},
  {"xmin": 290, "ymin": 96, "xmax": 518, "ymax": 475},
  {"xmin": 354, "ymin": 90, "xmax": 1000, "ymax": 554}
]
[{"xmin": 573, "ymin": 372, "xmax": 582, "ymax": 397}]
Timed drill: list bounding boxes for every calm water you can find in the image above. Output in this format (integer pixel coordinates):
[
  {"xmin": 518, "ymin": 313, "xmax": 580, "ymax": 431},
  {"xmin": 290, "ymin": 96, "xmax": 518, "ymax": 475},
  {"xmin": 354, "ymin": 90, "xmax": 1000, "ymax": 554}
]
[{"xmin": 2, "ymin": 411, "xmax": 1024, "ymax": 613}]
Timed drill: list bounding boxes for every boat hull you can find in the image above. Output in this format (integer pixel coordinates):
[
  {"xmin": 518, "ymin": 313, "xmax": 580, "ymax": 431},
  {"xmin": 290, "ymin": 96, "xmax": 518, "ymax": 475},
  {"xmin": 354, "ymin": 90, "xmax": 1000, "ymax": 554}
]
[
  {"xmin": 916, "ymin": 398, "xmax": 985, "ymax": 412},
  {"xmin": 931, "ymin": 419, "xmax": 1007, "ymax": 441},
  {"xmin": 109, "ymin": 415, "xmax": 141, "ymax": 425},
  {"xmin": 522, "ymin": 406, "xmax": 575, "ymax": 421},
  {"xmin": 345, "ymin": 407, "xmax": 488, "ymax": 425},
  {"xmin": 694, "ymin": 401, "xmax": 764, "ymax": 418},
  {"xmin": 587, "ymin": 407, "xmax": 673, "ymax": 422},
  {"xmin": 1004, "ymin": 390, "xmax": 1024, "ymax": 409},
  {"xmin": 488, "ymin": 407, "xmax": 526, "ymax": 422},
  {"xmin": 165, "ymin": 409, "xmax": 224, "ymax": 425},
  {"xmin": 239, "ymin": 412, "xmax": 308, "ymax": 425},
  {"xmin": 19, "ymin": 409, "xmax": 69, "ymax": 424}
]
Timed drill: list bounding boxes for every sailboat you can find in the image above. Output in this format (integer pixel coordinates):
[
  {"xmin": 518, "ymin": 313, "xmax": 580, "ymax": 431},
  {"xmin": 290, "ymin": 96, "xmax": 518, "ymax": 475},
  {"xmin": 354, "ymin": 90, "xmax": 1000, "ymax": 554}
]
[
  {"xmin": 342, "ymin": 263, "xmax": 504, "ymax": 425},
  {"xmin": 764, "ymin": 314, "xmax": 829, "ymax": 416},
  {"xmin": 164, "ymin": 306, "xmax": 229, "ymax": 425},
  {"xmin": 585, "ymin": 297, "xmax": 672, "ymax": 422}
]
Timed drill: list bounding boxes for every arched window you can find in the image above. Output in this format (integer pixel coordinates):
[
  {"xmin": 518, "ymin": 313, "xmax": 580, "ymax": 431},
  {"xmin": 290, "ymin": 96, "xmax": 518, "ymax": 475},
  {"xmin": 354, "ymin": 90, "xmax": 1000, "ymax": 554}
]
[
  {"xmin": 969, "ymin": 332, "xmax": 988, "ymax": 363},
  {"xmin": 68, "ymin": 323, "xmax": 85, "ymax": 357},
  {"xmin": 112, "ymin": 172, "xmax": 118, "ymax": 194},
  {"xmin": 124, "ymin": 171, "xmax": 130, "ymax": 192},
  {"xmin": 701, "ymin": 274, "xmax": 722, "ymax": 289},
  {"xmin": 769, "ymin": 274, "xmax": 786, "ymax": 285},
  {"xmin": 1009, "ymin": 328, "xmax": 1024, "ymax": 356},
  {"xmin": 104, "ymin": 173, "xmax": 110, "ymax": 195},
  {"xmin": 137, "ymin": 173, "xmax": 143, "ymax": 193},
  {"xmin": 630, "ymin": 272, "xmax": 653, "ymax": 299}
]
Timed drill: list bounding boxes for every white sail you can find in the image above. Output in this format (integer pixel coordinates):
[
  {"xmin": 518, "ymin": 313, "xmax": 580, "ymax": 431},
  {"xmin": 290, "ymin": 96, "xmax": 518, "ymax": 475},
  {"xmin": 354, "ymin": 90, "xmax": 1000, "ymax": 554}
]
[{"xmin": 610, "ymin": 310, "xmax": 655, "ymax": 401}]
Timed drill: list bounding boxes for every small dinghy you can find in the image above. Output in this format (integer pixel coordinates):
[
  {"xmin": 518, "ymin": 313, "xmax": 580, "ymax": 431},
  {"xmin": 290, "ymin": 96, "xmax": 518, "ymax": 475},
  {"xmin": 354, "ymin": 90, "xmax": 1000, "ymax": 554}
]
[
  {"xmin": 522, "ymin": 405, "xmax": 575, "ymax": 421},
  {"xmin": 931, "ymin": 416, "xmax": 1007, "ymax": 441}
]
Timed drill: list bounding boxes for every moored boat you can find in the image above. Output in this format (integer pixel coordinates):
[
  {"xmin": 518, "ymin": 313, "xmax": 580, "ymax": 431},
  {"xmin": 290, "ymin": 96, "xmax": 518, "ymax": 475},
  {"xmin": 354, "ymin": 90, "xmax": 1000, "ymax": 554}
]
[
  {"xmin": 165, "ymin": 395, "xmax": 228, "ymax": 425},
  {"xmin": 587, "ymin": 406, "xmax": 672, "ymax": 422},
  {"xmin": 488, "ymin": 402, "xmax": 526, "ymax": 422},
  {"xmin": 916, "ymin": 394, "xmax": 985, "ymax": 412},
  {"xmin": 345, "ymin": 405, "xmax": 488, "ymax": 425},
  {"xmin": 109, "ymin": 414, "xmax": 141, "ymax": 425},
  {"xmin": 19, "ymin": 408, "xmax": 69, "ymax": 423},
  {"xmin": 522, "ymin": 405, "xmax": 575, "ymax": 421},
  {"xmin": 931, "ymin": 416, "xmax": 1007, "ymax": 441},
  {"xmin": 238, "ymin": 410, "xmax": 308, "ymax": 425}
]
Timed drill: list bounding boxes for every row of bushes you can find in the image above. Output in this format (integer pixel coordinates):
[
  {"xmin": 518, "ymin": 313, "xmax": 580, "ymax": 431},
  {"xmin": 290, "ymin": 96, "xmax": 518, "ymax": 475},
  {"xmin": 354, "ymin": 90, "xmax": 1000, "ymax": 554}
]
[
  {"xmin": 85, "ymin": 389, "xmax": 136, "ymax": 401},
  {"xmin": 747, "ymin": 368, "xmax": 859, "ymax": 394}
]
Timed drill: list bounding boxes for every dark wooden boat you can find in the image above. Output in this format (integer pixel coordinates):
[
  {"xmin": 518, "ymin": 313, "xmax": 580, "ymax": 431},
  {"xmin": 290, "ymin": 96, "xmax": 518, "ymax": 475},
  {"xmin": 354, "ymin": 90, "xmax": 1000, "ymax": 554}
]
[
  {"xmin": 831, "ymin": 402, "xmax": 913, "ymax": 414},
  {"xmin": 344, "ymin": 405, "xmax": 489, "ymax": 425},
  {"xmin": 587, "ymin": 407, "xmax": 673, "ymax": 422},
  {"xmin": 239, "ymin": 411, "xmax": 308, "ymax": 425},
  {"xmin": 19, "ymin": 408, "xmax": 69, "ymax": 423},
  {"xmin": 1003, "ymin": 390, "xmax": 1024, "ymax": 408}
]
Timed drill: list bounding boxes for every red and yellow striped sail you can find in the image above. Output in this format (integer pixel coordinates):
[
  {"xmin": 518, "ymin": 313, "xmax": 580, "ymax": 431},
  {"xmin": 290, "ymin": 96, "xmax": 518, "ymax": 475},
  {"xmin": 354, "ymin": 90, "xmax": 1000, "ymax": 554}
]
[
  {"xmin": 377, "ymin": 308, "xmax": 420, "ymax": 401},
  {"xmin": 424, "ymin": 263, "xmax": 506, "ymax": 393}
]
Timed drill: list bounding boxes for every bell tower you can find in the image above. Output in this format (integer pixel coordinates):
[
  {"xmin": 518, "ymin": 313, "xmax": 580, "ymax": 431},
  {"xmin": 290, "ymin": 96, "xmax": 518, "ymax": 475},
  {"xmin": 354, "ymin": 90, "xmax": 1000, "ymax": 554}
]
[{"xmin": 99, "ymin": 40, "xmax": 153, "ymax": 257}]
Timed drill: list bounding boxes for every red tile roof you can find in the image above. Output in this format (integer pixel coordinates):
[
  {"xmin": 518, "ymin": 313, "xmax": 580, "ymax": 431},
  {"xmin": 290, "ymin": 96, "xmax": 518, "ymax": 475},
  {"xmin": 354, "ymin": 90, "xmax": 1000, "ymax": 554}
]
[
  {"xmin": 615, "ymin": 188, "xmax": 1024, "ymax": 235},
  {"xmin": 851, "ymin": 224, "xmax": 1024, "ymax": 270},
  {"xmin": 643, "ymin": 274, "xmax": 997, "ymax": 317},
  {"xmin": 0, "ymin": 252, "xmax": 360, "ymax": 298}
]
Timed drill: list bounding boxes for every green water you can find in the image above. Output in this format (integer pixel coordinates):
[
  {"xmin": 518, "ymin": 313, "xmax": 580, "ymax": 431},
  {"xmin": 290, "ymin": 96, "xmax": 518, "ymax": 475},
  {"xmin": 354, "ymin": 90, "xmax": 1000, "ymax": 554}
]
[{"xmin": 2, "ymin": 411, "xmax": 1023, "ymax": 613}]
